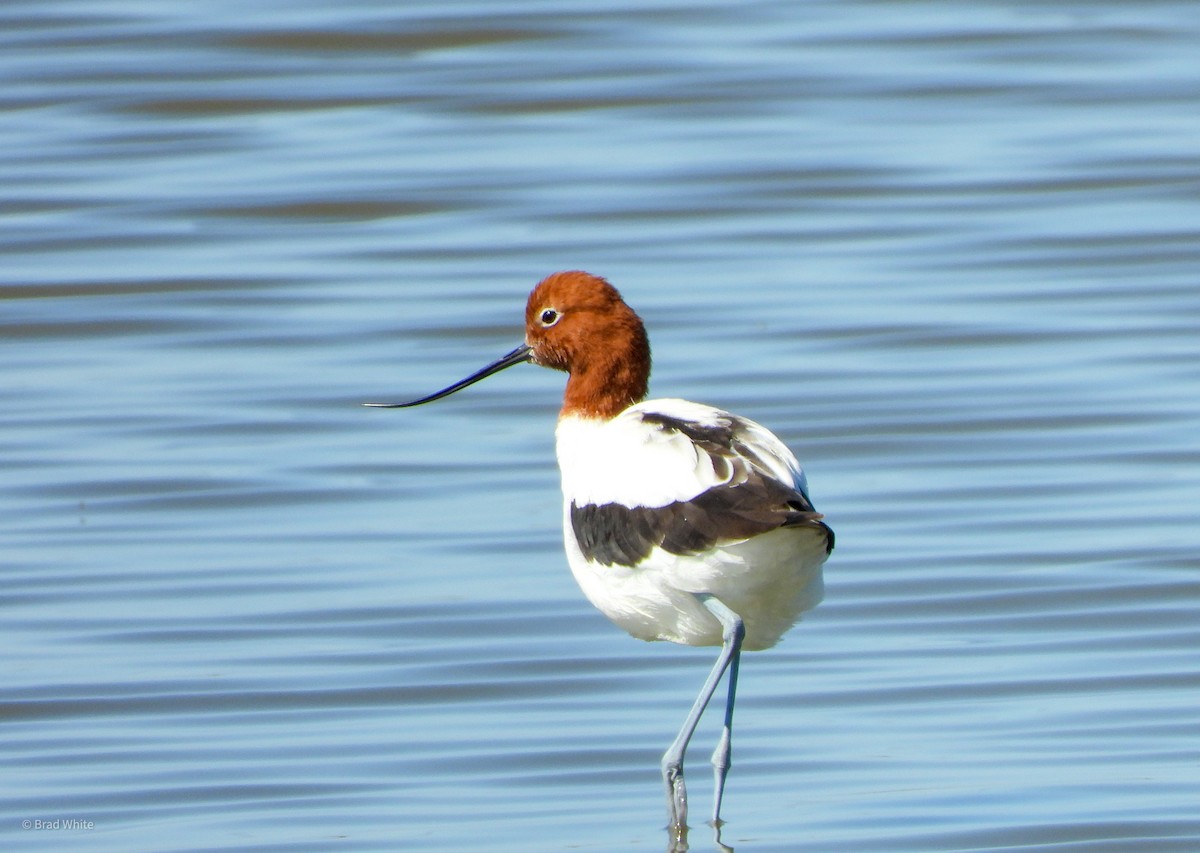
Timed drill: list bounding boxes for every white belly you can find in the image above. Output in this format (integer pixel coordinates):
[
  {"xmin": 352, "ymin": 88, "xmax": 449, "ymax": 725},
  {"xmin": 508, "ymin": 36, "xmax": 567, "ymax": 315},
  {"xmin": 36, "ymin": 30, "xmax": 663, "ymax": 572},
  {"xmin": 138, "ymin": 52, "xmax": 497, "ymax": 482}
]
[{"xmin": 562, "ymin": 513, "xmax": 827, "ymax": 651}]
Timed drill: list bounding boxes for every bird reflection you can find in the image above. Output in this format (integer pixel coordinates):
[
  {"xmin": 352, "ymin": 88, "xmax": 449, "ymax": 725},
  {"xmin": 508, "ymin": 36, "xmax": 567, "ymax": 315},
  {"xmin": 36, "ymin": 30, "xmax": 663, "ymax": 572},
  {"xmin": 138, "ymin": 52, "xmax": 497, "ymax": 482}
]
[{"xmin": 667, "ymin": 819, "xmax": 735, "ymax": 853}]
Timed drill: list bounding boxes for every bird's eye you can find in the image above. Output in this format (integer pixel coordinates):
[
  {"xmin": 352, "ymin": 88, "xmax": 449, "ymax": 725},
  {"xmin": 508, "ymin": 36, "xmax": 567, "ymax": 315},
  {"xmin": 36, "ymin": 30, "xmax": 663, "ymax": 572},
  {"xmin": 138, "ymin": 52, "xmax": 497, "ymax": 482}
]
[{"xmin": 539, "ymin": 308, "xmax": 560, "ymax": 327}]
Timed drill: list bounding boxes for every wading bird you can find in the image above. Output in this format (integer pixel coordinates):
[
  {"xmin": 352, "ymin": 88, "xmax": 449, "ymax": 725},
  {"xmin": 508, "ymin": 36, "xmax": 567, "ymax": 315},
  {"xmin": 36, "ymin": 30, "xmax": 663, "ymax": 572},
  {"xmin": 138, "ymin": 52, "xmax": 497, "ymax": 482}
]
[{"xmin": 366, "ymin": 271, "xmax": 833, "ymax": 837}]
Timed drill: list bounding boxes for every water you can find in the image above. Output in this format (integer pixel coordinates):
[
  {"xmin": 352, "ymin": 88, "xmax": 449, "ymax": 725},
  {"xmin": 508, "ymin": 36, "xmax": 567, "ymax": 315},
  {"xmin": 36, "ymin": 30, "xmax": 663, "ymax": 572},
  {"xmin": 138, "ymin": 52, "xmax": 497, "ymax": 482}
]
[{"xmin": 3, "ymin": 2, "xmax": 1199, "ymax": 851}]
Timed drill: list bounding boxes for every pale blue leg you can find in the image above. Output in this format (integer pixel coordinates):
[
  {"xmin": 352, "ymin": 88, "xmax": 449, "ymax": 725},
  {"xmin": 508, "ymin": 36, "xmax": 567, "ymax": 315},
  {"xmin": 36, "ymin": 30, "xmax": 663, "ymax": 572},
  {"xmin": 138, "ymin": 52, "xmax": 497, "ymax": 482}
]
[
  {"xmin": 661, "ymin": 595, "xmax": 746, "ymax": 832},
  {"xmin": 710, "ymin": 615, "xmax": 742, "ymax": 826}
]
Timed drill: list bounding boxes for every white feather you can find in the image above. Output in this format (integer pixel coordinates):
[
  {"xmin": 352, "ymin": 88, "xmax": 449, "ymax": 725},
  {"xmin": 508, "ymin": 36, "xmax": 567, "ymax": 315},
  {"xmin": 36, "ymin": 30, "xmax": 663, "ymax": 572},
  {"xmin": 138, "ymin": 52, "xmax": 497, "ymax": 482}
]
[
  {"xmin": 555, "ymin": 397, "xmax": 827, "ymax": 650},
  {"xmin": 555, "ymin": 398, "xmax": 807, "ymax": 508},
  {"xmin": 562, "ymin": 512, "xmax": 827, "ymax": 650}
]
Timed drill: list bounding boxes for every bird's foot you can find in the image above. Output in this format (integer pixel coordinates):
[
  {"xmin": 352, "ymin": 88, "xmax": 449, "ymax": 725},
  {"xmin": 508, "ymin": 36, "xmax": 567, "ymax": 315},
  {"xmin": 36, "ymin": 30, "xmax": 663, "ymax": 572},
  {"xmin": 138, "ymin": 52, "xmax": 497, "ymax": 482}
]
[
  {"xmin": 666, "ymin": 819, "xmax": 689, "ymax": 853},
  {"xmin": 663, "ymin": 762, "xmax": 689, "ymax": 834}
]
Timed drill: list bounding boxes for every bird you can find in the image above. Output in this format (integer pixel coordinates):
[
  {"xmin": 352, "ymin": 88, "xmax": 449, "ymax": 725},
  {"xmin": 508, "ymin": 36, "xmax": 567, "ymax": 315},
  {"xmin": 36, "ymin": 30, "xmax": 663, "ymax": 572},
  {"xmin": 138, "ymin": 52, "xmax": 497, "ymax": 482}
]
[{"xmin": 366, "ymin": 270, "xmax": 833, "ymax": 836}]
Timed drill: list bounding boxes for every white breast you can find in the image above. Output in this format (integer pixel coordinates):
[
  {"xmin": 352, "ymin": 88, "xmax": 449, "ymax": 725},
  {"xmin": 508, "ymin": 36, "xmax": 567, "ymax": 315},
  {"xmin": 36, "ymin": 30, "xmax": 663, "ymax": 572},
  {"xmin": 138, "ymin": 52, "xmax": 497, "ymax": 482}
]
[{"xmin": 555, "ymin": 398, "xmax": 806, "ymax": 508}]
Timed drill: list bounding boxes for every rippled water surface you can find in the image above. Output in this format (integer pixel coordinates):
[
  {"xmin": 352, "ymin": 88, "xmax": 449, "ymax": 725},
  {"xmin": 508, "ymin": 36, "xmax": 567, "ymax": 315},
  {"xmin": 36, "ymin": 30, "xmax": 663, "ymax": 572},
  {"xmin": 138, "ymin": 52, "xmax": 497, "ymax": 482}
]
[{"xmin": 3, "ymin": 2, "xmax": 1199, "ymax": 851}]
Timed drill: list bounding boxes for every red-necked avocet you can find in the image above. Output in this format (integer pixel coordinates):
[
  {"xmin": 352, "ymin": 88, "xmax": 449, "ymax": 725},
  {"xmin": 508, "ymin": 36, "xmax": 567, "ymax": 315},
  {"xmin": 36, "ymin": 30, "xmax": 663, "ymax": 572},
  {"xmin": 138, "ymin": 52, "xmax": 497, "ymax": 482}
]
[{"xmin": 366, "ymin": 270, "xmax": 833, "ymax": 836}]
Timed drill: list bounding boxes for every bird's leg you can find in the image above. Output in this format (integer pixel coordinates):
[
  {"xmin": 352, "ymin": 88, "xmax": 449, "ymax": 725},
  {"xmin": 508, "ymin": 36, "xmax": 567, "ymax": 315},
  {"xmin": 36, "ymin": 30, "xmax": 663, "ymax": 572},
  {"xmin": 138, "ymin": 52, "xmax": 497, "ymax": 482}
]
[
  {"xmin": 660, "ymin": 594, "xmax": 745, "ymax": 832},
  {"xmin": 708, "ymin": 597, "xmax": 743, "ymax": 826}
]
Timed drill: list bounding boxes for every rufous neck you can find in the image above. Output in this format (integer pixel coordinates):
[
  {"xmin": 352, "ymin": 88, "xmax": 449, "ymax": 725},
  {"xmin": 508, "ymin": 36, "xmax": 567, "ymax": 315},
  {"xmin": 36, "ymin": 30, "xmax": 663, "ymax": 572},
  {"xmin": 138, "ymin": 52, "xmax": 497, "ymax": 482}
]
[{"xmin": 560, "ymin": 342, "xmax": 649, "ymax": 420}]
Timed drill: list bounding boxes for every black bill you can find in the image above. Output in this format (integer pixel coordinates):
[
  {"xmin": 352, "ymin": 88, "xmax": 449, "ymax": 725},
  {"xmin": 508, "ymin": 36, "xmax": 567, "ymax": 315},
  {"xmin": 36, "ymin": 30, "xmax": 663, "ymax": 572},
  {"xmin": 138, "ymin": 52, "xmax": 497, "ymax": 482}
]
[{"xmin": 364, "ymin": 343, "xmax": 533, "ymax": 408}]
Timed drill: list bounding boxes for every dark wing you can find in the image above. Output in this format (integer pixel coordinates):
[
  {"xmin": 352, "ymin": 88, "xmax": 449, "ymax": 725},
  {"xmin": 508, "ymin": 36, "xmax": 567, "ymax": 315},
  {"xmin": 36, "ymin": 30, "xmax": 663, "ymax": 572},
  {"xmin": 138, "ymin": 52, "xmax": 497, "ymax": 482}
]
[{"xmin": 570, "ymin": 411, "xmax": 833, "ymax": 567}]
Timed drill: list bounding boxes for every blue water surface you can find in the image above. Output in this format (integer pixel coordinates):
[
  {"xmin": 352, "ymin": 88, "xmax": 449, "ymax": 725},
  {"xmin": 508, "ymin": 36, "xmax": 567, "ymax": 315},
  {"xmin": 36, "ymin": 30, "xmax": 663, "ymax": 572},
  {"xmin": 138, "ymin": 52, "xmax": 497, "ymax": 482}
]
[{"xmin": 3, "ymin": 2, "xmax": 1199, "ymax": 851}]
